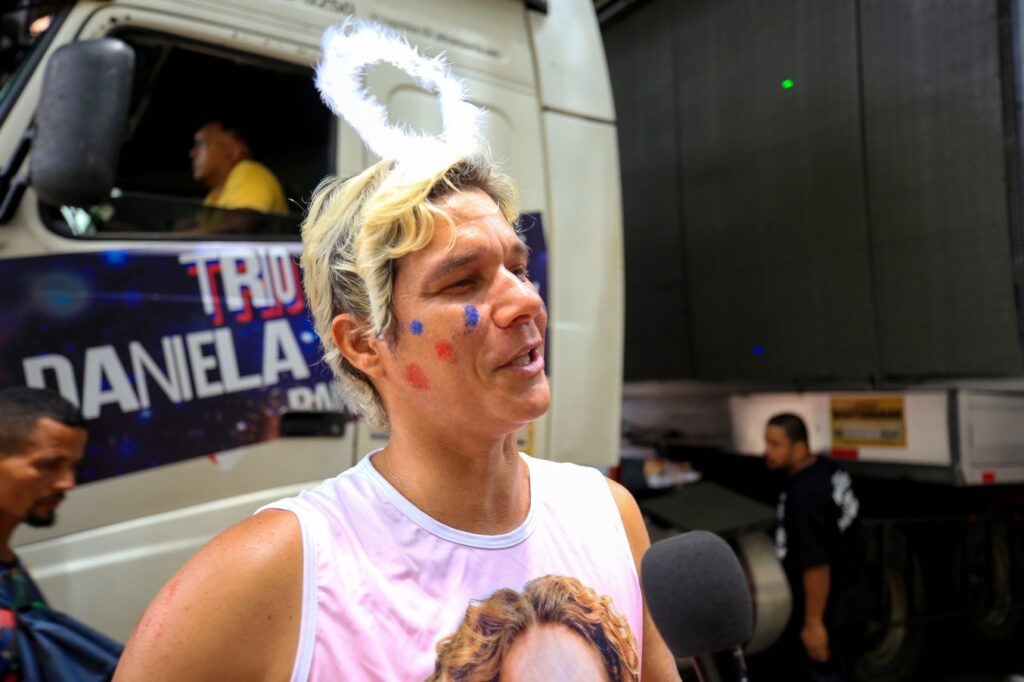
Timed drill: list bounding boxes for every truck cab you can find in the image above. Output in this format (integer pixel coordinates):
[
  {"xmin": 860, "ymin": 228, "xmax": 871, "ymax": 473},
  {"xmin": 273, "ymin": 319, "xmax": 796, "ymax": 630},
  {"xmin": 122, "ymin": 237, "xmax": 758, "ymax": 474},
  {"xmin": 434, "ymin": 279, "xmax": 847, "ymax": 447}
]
[{"xmin": 0, "ymin": 0, "xmax": 624, "ymax": 641}]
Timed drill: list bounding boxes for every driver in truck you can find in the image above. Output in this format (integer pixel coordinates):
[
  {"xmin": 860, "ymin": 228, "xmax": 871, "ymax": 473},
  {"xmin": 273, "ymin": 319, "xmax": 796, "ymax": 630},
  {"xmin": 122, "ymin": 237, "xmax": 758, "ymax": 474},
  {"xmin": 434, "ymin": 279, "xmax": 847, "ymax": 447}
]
[
  {"xmin": 184, "ymin": 119, "xmax": 288, "ymax": 234},
  {"xmin": 190, "ymin": 120, "xmax": 287, "ymax": 216}
]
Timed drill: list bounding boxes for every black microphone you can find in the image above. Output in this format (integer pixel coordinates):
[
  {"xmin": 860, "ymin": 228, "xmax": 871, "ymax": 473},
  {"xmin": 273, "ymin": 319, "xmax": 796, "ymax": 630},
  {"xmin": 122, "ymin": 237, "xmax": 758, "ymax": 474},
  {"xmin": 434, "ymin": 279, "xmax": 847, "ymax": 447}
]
[{"xmin": 641, "ymin": 530, "xmax": 754, "ymax": 682}]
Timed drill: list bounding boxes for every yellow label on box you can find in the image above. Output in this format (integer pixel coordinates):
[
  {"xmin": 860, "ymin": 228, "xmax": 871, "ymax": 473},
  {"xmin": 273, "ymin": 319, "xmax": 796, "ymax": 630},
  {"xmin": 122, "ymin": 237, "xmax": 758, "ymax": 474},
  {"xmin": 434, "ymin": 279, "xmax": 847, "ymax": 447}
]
[{"xmin": 830, "ymin": 396, "xmax": 906, "ymax": 447}]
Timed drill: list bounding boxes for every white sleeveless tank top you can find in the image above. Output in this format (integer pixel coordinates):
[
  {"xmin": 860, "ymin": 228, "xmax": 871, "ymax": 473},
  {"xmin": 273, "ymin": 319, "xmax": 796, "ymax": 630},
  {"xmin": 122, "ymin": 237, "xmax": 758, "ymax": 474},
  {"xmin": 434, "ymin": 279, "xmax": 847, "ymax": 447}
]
[{"xmin": 260, "ymin": 452, "xmax": 644, "ymax": 681}]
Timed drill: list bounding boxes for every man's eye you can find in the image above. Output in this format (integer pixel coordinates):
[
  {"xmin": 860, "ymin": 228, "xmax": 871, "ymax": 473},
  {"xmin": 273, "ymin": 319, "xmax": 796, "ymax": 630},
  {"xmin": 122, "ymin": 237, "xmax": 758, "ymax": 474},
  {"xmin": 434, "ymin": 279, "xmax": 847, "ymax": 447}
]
[
  {"xmin": 448, "ymin": 278, "xmax": 474, "ymax": 290},
  {"xmin": 513, "ymin": 266, "xmax": 530, "ymax": 281}
]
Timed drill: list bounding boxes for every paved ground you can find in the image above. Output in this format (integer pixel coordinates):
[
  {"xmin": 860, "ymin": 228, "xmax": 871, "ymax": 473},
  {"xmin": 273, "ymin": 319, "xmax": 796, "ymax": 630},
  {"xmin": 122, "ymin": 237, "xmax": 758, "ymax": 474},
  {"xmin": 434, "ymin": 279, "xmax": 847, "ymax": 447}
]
[{"xmin": 720, "ymin": 630, "xmax": 1024, "ymax": 682}]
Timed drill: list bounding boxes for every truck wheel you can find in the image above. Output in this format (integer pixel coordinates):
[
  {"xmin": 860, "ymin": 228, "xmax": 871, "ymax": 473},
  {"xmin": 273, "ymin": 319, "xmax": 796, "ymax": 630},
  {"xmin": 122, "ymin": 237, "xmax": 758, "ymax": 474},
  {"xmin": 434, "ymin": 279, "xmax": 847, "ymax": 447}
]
[
  {"xmin": 735, "ymin": 530, "xmax": 791, "ymax": 655},
  {"xmin": 855, "ymin": 528, "xmax": 926, "ymax": 682},
  {"xmin": 966, "ymin": 520, "xmax": 1020, "ymax": 647}
]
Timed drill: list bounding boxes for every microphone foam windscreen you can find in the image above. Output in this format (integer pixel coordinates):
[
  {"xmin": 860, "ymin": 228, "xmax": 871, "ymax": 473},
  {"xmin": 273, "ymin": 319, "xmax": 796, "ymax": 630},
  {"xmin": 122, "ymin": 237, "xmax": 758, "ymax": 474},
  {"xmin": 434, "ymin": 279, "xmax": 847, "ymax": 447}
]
[{"xmin": 640, "ymin": 530, "xmax": 754, "ymax": 658}]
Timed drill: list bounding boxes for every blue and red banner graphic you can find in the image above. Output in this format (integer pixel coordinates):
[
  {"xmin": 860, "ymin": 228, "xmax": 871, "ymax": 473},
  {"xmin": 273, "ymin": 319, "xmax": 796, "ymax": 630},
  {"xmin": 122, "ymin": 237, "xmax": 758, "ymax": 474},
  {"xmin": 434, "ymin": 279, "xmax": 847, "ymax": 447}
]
[
  {"xmin": 1, "ymin": 212, "xmax": 547, "ymax": 484},
  {"xmin": 0, "ymin": 246, "xmax": 332, "ymax": 483}
]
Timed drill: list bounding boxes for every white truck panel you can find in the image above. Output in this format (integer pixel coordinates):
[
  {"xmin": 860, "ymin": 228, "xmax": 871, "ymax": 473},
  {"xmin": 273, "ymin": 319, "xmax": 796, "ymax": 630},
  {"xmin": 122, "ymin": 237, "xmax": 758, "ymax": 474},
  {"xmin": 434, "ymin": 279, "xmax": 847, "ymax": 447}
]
[
  {"xmin": 528, "ymin": 0, "xmax": 616, "ymax": 121},
  {"xmin": 957, "ymin": 391, "xmax": 1024, "ymax": 484},
  {"xmin": 366, "ymin": 53, "xmax": 548, "ymax": 222},
  {"xmin": 16, "ymin": 481, "xmax": 319, "ymax": 640},
  {"xmin": 352, "ymin": 0, "xmax": 536, "ymax": 90},
  {"xmin": 545, "ymin": 112, "xmax": 623, "ymax": 467},
  {"xmin": 729, "ymin": 392, "xmax": 953, "ymax": 467},
  {"xmin": 13, "ymin": 437, "xmax": 354, "ymax": 544}
]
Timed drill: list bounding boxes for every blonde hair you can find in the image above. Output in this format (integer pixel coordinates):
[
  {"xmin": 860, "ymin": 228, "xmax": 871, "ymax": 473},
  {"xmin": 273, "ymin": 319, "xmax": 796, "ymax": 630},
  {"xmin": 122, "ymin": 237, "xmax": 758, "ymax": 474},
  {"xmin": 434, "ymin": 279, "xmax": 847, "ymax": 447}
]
[
  {"xmin": 301, "ymin": 154, "xmax": 519, "ymax": 429},
  {"xmin": 427, "ymin": 574, "xmax": 640, "ymax": 682}
]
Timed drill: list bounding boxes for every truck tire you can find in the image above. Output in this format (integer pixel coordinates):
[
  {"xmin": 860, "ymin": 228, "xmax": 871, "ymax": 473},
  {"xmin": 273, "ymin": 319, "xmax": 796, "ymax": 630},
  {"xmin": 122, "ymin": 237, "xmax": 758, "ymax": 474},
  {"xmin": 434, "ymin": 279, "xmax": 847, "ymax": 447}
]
[
  {"xmin": 855, "ymin": 528, "xmax": 926, "ymax": 682},
  {"xmin": 965, "ymin": 519, "xmax": 1021, "ymax": 648},
  {"xmin": 735, "ymin": 530, "xmax": 792, "ymax": 655}
]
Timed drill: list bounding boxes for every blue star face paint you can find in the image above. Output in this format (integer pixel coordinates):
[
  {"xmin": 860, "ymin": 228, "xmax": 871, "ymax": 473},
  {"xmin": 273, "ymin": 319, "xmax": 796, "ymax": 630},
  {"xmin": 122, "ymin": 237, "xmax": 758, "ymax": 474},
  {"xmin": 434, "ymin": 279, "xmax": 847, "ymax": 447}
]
[
  {"xmin": 410, "ymin": 319, "xmax": 424, "ymax": 336},
  {"xmin": 464, "ymin": 304, "xmax": 479, "ymax": 329}
]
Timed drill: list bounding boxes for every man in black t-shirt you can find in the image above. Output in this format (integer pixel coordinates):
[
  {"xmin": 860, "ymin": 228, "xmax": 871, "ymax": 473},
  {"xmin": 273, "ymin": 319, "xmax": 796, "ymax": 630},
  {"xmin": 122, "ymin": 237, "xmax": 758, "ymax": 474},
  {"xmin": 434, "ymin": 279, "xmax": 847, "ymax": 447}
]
[{"xmin": 765, "ymin": 412, "xmax": 866, "ymax": 682}]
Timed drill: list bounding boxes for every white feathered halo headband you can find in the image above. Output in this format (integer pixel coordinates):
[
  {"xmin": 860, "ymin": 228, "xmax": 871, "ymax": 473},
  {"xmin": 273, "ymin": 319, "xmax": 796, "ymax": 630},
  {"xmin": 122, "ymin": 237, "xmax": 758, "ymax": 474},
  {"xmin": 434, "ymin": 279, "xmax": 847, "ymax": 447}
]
[{"xmin": 315, "ymin": 18, "xmax": 485, "ymax": 182}]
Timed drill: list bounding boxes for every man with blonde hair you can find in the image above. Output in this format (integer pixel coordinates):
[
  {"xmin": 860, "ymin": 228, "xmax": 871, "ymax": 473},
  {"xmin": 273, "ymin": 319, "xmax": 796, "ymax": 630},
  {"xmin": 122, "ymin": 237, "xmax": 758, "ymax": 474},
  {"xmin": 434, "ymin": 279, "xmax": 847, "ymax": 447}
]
[
  {"xmin": 118, "ymin": 18, "xmax": 676, "ymax": 680},
  {"xmin": 116, "ymin": 150, "xmax": 678, "ymax": 680}
]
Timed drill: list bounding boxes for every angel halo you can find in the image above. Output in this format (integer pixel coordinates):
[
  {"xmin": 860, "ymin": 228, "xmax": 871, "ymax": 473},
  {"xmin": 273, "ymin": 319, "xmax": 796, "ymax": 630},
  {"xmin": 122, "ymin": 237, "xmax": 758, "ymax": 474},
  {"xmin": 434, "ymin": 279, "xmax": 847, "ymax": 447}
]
[{"xmin": 315, "ymin": 18, "xmax": 485, "ymax": 182}]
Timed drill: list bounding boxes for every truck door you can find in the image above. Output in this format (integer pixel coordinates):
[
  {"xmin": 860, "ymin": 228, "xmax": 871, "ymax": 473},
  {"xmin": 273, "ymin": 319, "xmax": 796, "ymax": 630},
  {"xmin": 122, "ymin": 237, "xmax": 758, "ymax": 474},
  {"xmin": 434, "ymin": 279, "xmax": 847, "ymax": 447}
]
[{"xmin": 6, "ymin": 5, "xmax": 355, "ymax": 640}]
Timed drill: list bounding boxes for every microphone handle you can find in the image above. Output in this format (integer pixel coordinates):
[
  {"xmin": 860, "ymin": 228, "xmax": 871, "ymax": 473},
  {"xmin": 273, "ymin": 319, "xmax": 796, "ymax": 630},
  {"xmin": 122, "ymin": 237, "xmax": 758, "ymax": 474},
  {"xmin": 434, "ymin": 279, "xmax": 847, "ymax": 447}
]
[{"xmin": 692, "ymin": 646, "xmax": 749, "ymax": 682}]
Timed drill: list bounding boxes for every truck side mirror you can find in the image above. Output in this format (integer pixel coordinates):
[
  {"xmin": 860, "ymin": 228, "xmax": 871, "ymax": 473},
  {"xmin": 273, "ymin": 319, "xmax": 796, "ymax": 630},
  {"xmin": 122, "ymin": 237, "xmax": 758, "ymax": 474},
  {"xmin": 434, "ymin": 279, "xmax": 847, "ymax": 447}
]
[{"xmin": 31, "ymin": 38, "xmax": 134, "ymax": 207}]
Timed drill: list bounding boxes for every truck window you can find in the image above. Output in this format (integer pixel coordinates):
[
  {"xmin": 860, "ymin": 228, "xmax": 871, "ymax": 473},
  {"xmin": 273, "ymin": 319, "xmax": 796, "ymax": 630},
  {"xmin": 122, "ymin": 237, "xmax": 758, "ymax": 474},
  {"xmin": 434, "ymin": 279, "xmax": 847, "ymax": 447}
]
[{"xmin": 40, "ymin": 30, "xmax": 333, "ymax": 240}]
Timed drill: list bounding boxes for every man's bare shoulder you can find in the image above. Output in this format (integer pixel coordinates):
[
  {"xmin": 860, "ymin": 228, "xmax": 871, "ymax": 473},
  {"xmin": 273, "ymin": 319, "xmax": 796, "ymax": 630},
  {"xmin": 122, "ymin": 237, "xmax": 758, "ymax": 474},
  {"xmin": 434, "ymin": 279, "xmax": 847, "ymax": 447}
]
[
  {"xmin": 606, "ymin": 478, "xmax": 643, "ymax": 525},
  {"xmin": 115, "ymin": 509, "xmax": 303, "ymax": 682},
  {"xmin": 605, "ymin": 478, "xmax": 683, "ymax": 681}
]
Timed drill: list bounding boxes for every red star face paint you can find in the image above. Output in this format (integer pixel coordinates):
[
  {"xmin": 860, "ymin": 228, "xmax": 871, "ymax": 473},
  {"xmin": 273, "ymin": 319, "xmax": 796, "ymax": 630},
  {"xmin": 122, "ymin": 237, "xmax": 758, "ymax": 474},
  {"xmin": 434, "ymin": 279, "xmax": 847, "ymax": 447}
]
[{"xmin": 435, "ymin": 341, "xmax": 456, "ymax": 364}]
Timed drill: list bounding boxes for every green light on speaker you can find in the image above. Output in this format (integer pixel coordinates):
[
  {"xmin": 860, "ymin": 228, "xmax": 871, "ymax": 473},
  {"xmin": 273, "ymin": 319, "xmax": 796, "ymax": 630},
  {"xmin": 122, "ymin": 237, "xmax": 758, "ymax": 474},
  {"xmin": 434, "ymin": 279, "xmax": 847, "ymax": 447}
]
[{"xmin": 780, "ymin": 78, "xmax": 795, "ymax": 90}]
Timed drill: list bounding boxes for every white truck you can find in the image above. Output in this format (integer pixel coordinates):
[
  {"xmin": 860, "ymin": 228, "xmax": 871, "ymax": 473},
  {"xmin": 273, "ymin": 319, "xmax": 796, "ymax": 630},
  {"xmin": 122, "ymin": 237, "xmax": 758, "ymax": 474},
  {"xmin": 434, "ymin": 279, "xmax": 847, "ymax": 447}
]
[
  {"xmin": 0, "ymin": 0, "xmax": 625, "ymax": 642},
  {"xmin": 625, "ymin": 381, "xmax": 1024, "ymax": 680},
  {"xmin": 606, "ymin": 0, "xmax": 1024, "ymax": 677}
]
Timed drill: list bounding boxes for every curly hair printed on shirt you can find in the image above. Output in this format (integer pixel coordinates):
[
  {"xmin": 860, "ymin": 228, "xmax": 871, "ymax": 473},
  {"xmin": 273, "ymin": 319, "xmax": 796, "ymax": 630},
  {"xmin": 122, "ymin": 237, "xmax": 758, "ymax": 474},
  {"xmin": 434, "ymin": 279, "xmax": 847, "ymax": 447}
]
[{"xmin": 427, "ymin": 574, "xmax": 639, "ymax": 682}]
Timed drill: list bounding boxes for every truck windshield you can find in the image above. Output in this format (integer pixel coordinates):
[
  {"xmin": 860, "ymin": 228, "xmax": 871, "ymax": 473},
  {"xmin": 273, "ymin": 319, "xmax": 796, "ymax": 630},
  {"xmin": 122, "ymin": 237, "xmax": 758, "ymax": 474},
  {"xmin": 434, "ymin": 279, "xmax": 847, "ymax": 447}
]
[{"xmin": 0, "ymin": 2, "xmax": 65, "ymax": 108}]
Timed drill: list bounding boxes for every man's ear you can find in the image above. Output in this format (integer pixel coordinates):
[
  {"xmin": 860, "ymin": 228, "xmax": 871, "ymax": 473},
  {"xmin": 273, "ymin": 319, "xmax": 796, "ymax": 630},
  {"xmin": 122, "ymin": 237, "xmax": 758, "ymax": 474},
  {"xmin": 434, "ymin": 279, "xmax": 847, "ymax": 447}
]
[
  {"xmin": 331, "ymin": 313, "xmax": 385, "ymax": 378},
  {"xmin": 228, "ymin": 139, "xmax": 246, "ymax": 165}
]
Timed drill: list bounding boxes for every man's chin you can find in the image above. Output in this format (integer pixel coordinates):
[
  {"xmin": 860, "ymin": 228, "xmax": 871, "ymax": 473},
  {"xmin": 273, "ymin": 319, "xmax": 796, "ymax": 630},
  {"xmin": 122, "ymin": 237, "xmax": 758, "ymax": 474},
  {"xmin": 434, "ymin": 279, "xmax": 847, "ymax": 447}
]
[{"xmin": 23, "ymin": 512, "xmax": 56, "ymax": 528}]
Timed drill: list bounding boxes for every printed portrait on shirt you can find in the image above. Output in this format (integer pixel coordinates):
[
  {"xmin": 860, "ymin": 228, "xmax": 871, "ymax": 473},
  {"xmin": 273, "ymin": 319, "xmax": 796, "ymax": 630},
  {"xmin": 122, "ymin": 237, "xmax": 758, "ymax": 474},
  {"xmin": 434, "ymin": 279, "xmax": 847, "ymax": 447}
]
[{"xmin": 427, "ymin": 574, "xmax": 639, "ymax": 682}]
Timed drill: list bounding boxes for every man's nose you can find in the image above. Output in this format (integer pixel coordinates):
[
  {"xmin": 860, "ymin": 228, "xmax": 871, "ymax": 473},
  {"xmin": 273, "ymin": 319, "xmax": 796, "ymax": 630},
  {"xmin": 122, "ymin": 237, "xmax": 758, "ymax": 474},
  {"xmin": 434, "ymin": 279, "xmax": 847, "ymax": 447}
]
[
  {"xmin": 55, "ymin": 468, "xmax": 76, "ymax": 491},
  {"xmin": 493, "ymin": 269, "xmax": 545, "ymax": 329}
]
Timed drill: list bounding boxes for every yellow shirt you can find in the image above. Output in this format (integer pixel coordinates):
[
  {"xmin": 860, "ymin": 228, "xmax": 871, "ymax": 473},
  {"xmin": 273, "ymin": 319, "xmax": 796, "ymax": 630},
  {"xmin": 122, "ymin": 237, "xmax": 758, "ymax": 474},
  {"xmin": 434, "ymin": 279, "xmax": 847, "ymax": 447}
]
[{"xmin": 204, "ymin": 159, "xmax": 287, "ymax": 215}]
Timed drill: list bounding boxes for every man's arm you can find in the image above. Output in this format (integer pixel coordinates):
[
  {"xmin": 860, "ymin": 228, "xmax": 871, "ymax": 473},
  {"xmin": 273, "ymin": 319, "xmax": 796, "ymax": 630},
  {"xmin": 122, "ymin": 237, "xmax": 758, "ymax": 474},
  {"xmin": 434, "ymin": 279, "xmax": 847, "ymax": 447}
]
[
  {"xmin": 607, "ymin": 479, "xmax": 681, "ymax": 682},
  {"xmin": 801, "ymin": 564, "xmax": 831, "ymax": 663},
  {"xmin": 114, "ymin": 510, "xmax": 303, "ymax": 682}
]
